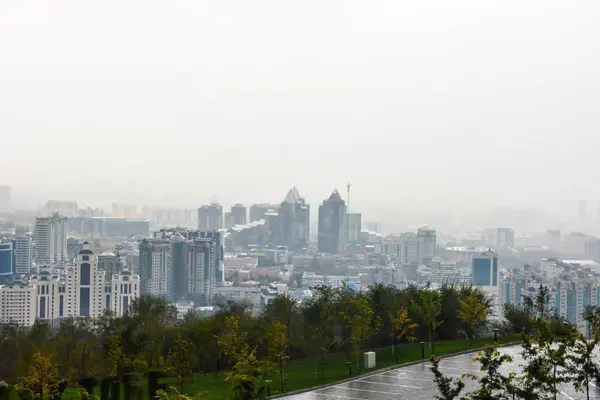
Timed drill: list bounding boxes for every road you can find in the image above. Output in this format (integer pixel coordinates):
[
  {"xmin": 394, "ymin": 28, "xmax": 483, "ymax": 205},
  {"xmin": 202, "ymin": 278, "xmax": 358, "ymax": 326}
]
[{"xmin": 280, "ymin": 345, "xmax": 600, "ymax": 399}]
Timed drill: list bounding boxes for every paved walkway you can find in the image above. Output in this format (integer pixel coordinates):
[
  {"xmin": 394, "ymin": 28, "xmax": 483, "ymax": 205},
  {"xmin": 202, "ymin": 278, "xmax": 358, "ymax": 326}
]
[{"xmin": 281, "ymin": 345, "xmax": 600, "ymax": 399}]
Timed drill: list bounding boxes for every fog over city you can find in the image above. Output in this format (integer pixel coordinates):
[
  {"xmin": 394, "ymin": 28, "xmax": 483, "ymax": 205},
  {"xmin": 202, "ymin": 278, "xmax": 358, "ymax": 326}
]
[{"xmin": 1, "ymin": 1, "xmax": 598, "ymax": 230}]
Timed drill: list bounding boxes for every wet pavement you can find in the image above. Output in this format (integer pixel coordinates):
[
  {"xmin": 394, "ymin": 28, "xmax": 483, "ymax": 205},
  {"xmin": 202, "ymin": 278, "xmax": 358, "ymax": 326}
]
[{"xmin": 280, "ymin": 345, "xmax": 600, "ymax": 399}]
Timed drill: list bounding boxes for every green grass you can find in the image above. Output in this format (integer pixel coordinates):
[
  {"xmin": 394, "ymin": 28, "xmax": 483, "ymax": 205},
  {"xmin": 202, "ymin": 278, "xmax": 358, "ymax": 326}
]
[{"xmin": 60, "ymin": 336, "xmax": 518, "ymax": 399}]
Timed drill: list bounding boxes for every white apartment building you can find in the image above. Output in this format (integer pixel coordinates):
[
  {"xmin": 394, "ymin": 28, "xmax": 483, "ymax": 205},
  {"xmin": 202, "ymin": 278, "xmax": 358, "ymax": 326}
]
[
  {"xmin": 13, "ymin": 236, "xmax": 33, "ymax": 275},
  {"xmin": 110, "ymin": 270, "xmax": 140, "ymax": 317},
  {"xmin": 34, "ymin": 214, "xmax": 67, "ymax": 265},
  {"xmin": 65, "ymin": 242, "xmax": 105, "ymax": 318},
  {"xmin": 0, "ymin": 244, "xmax": 140, "ymax": 326},
  {"xmin": 139, "ymin": 239, "xmax": 172, "ymax": 297},
  {"xmin": 0, "ymin": 281, "xmax": 36, "ymax": 326},
  {"xmin": 29, "ymin": 270, "xmax": 61, "ymax": 322}
]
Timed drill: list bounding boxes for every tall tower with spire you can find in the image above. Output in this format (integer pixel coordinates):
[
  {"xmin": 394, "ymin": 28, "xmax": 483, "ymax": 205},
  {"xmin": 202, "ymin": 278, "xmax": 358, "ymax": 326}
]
[{"xmin": 317, "ymin": 189, "xmax": 347, "ymax": 253}]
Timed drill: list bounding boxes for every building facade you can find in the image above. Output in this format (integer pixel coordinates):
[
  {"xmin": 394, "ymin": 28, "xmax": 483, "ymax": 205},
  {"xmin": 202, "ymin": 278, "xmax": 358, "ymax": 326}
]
[
  {"xmin": 66, "ymin": 242, "xmax": 105, "ymax": 318},
  {"xmin": 198, "ymin": 203, "xmax": 223, "ymax": 231},
  {"xmin": 278, "ymin": 187, "xmax": 310, "ymax": 250},
  {"xmin": 34, "ymin": 213, "xmax": 67, "ymax": 265},
  {"xmin": 417, "ymin": 227, "xmax": 436, "ymax": 265},
  {"xmin": 230, "ymin": 204, "xmax": 247, "ymax": 226},
  {"xmin": 110, "ymin": 270, "xmax": 140, "ymax": 316},
  {"xmin": 0, "ymin": 242, "xmax": 12, "ymax": 284},
  {"xmin": 0, "ymin": 281, "xmax": 36, "ymax": 326},
  {"xmin": 12, "ymin": 236, "xmax": 32, "ymax": 276},
  {"xmin": 496, "ymin": 228, "xmax": 515, "ymax": 248},
  {"xmin": 317, "ymin": 189, "xmax": 347, "ymax": 253},
  {"xmin": 139, "ymin": 238, "xmax": 172, "ymax": 297}
]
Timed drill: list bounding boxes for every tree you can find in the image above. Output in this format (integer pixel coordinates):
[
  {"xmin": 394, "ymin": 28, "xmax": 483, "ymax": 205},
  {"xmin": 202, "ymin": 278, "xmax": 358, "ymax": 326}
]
[
  {"xmin": 18, "ymin": 352, "xmax": 57, "ymax": 399},
  {"xmin": 412, "ymin": 289, "xmax": 443, "ymax": 354},
  {"xmin": 169, "ymin": 334, "xmax": 196, "ymax": 393},
  {"xmin": 104, "ymin": 335, "xmax": 126, "ymax": 381},
  {"xmin": 567, "ymin": 335, "xmax": 600, "ymax": 400},
  {"xmin": 430, "ymin": 357, "xmax": 465, "ymax": 400},
  {"xmin": 463, "ymin": 345, "xmax": 516, "ymax": 399},
  {"xmin": 216, "ymin": 316, "xmax": 248, "ymax": 367},
  {"xmin": 268, "ymin": 321, "xmax": 289, "ymax": 393},
  {"xmin": 341, "ymin": 294, "xmax": 381, "ymax": 369},
  {"xmin": 390, "ymin": 307, "xmax": 418, "ymax": 361},
  {"xmin": 457, "ymin": 294, "xmax": 488, "ymax": 346},
  {"xmin": 225, "ymin": 350, "xmax": 266, "ymax": 400},
  {"xmin": 583, "ymin": 305, "xmax": 600, "ymax": 336},
  {"xmin": 534, "ymin": 284, "xmax": 551, "ymax": 321}
]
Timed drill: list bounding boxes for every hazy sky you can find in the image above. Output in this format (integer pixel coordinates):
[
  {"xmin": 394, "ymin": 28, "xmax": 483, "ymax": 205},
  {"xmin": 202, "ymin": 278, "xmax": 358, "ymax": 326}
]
[{"xmin": 1, "ymin": 1, "xmax": 598, "ymax": 222}]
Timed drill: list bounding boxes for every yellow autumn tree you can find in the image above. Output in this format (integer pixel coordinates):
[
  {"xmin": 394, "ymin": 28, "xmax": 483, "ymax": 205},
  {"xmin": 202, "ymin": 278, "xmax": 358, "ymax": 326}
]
[
  {"xmin": 457, "ymin": 294, "xmax": 488, "ymax": 346},
  {"xmin": 390, "ymin": 307, "xmax": 419, "ymax": 362},
  {"xmin": 268, "ymin": 320, "xmax": 290, "ymax": 393},
  {"xmin": 18, "ymin": 351, "xmax": 57, "ymax": 399}
]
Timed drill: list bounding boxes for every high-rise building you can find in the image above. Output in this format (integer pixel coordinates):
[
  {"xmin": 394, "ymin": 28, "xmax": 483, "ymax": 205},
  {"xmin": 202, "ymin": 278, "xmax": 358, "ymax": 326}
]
[
  {"xmin": 400, "ymin": 232, "xmax": 420, "ymax": 265},
  {"xmin": 249, "ymin": 204, "xmax": 278, "ymax": 222},
  {"xmin": 170, "ymin": 232, "xmax": 188, "ymax": 300},
  {"xmin": 472, "ymin": 251, "xmax": 500, "ymax": 315},
  {"xmin": 198, "ymin": 203, "xmax": 223, "ymax": 231},
  {"xmin": 230, "ymin": 204, "xmax": 247, "ymax": 226},
  {"xmin": 186, "ymin": 231, "xmax": 222, "ymax": 305},
  {"xmin": 347, "ymin": 213, "xmax": 362, "ymax": 245},
  {"xmin": 0, "ymin": 281, "xmax": 36, "ymax": 326},
  {"xmin": 30, "ymin": 270, "xmax": 61, "ymax": 323},
  {"xmin": 279, "ymin": 187, "xmax": 310, "ymax": 250},
  {"xmin": 12, "ymin": 236, "xmax": 32, "ymax": 276},
  {"xmin": 417, "ymin": 227, "xmax": 437, "ymax": 265},
  {"xmin": 496, "ymin": 228, "xmax": 515, "ymax": 248},
  {"xmin": 66, "ymin": 242, "xmax": 106, "ymax": 317},
  {"xmin": 34, "ymin": 214, "xmax": 67, "ymax": 265},
  {"xmin": 224, "ymin": 212, "xmax": 232, "ymax": 229},
  {"xmin": 317, "ymin": 189, "xmax": 347, "ymax": 253},
  {"xmin": 472, "ymin": 251, "xmax": 499, "ymax": 287},
  {"xmin": 0, "ymin": 241, "xmax": 12, "ymax": 284},
  {"xmin": 98, "ymin": 252, "xmax": 123, "ymax": 282},
  {"xmin": 139, "ymin": 238, "xmax": 172, "ymax": 297},
  {"xmin": 0, "ymin": 185, "xmax": 11, "ymax": 210},
  {"xmin": 110, "ymin": 269, "xmax": 140, "ymax": 316}
]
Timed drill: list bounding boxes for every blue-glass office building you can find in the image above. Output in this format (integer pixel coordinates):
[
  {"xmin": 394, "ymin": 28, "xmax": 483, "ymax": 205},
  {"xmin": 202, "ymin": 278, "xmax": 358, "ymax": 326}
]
[
  {"xmin": 472, "ymin": 252, "xmax": 498, "ymax": 287},
  {"xmin": 0, "ymin": 242, "xmax": 13, "ymax": 284}
]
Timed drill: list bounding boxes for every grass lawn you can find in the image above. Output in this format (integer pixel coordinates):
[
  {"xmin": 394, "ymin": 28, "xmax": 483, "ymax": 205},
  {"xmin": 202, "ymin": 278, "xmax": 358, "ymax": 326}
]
[{"xmin": 60, "ymin": 335, "xmax": 518, "ymax": 399}]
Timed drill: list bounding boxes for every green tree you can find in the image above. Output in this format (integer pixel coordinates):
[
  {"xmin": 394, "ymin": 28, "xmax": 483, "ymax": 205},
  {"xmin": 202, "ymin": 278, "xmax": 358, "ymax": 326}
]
[
  {"xmin": 430, "ymin": 357, "xmax": 465, "ymax": 400},
  {"xmin": 268, "ymin": 321, "xmax": 289, "ymax": 393},
  {"xmin": 412, "ymin": 289, "xmax": 443, "ymax": 354},
  {"xmin": 463, "ymin": 345, "xmax": 517, "ymax": 399},
  {"xmin": 390, "ymin": 307, "xmax": 418, "ymax": 361},
  {"xmin": 225, "ymin": 350, "xmax": 266, "ymax": 400},
  {"xmin": 169, "ymin": 334, "xmax": 196, "ymax": 393},
  {"xmin": 341, "ymin": 294, "xmax": 381, "ymax": 368},
  {"xmin": 457, "ymin": 294, "xmax": 488, "ymax": 346},
  {"xmin": 216, "ymin": 316, "xmax": 248, "ymax": 367},
  {"xmin": 567, "ymin": 335, "xmax": 600, "ymax": 400}
]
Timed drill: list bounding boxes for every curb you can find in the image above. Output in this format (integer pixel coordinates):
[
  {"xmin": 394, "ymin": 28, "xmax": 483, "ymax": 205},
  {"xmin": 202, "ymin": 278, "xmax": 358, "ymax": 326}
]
[{"xmin": 268, "ymin": 341, "xmax": 521, "ymax": 399}]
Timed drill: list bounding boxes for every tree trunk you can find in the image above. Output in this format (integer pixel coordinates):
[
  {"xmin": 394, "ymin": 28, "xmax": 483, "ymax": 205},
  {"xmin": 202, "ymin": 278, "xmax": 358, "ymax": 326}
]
[{"xmin": 279, "ymin": 360, "xmax": 284, "ymax": 393}]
